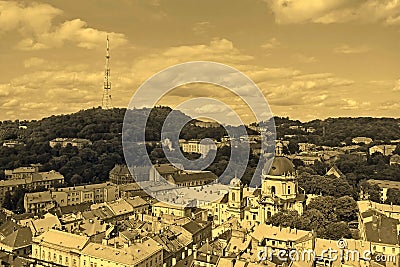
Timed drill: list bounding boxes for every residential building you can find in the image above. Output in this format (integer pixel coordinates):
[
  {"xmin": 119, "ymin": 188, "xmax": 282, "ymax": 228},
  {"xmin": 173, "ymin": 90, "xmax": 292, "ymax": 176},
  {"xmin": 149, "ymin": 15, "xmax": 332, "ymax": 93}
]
[
  {"xmin": 0, "ymin": 170, "xmax": 64, "ymax": 206},
  {"xmin": 366, "ymin": 179, "xmax": 400, "ymax": 202},
  {"xmin": 357, "ymin": 207, "xmax": 400, "ymax": 267},
  {"xmin": 2, "ymin": 140, "xmax": 24, "ymax": 148},
  {"xmin": 251, "ymin": 223, "xmax": 311, "ymax": 252},
  {"xmin": 352, "ymin": 137, "xmax": 373, "ymax": 144},
  {"xmin": 52, "ymin": 182, "xmax": 119, "ymax": 207},
  {"xmin": 32, "ymin": 229, "xmax": 90, "ymax": 267},
  {"xmin": 179, "ymin": 139, "xmax": 217, "ymax": 157},
  {"xmin": 20, "ymin": 213, "xmax": 62, "ymax": 237},
  {"xmin": 298, "ymin": 142, "xmax": 316, "ymax": 152},
  {"xmin": 24, "ymin": 191, "xmax": 55, "ymax": 214},
  {"xmin": 152, "ymin": 201, "xmax": 192, "ymax": 218},
  {"xmin": 81, "ymin": 238, "xmax": 163, "ymax": 267},
  {"xmin": 150, "ymin": 163, "xmax": 217, "ymax": 187},
  {"xmin": 49, "ymin": 138, "xmax": 92, "ymax": 149},
  {"xmin": 390, "ymin": 154, "xmax": 400, "ymax": 166},
  {"xmin": 4, "ymin": 166, "xmax": 38, "ymax": 179},
  {"xmin": 369, "ymin": 144, "xmax": 397, "ymax": 156},
  {"xmin": 0, "ymin": 226, "xmax": 32, "ymax": 257}
]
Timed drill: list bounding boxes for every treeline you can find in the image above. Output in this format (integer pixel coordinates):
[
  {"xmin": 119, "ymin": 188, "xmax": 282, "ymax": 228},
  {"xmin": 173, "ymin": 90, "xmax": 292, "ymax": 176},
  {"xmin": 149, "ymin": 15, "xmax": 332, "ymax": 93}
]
[
  {"xmin": 275, "ymin": 116, "xmax": 400, "ymax": 147},
  {"xmin": 0, "ymin": 106, "xmax": 254, "ymax": 184},
  {"xmin": 269, "ymin": 196, "xmax": 358, "ymax": 240}
]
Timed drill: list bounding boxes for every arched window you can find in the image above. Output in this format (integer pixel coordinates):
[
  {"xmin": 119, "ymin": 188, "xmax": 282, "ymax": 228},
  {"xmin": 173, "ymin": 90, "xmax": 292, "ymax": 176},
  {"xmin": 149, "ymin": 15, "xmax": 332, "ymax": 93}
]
[
  {"xmin": 232, "ymin": 192, "xmax": 236, "ymax": 201},
  {"xmin": 271, "ymin": 186, "xmax": 276, "ymax": 195}
]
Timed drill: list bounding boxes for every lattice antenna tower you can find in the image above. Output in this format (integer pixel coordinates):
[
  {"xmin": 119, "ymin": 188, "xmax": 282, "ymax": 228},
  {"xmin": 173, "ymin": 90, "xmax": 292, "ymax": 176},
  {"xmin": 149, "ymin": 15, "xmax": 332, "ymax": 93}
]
[{"xmin": 102, "ymin": 35, "xmax": 112, "ymax": 109}]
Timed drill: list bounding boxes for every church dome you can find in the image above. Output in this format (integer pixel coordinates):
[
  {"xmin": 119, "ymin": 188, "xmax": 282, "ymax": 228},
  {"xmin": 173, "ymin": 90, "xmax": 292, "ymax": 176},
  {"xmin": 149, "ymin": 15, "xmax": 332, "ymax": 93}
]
[{"xmin": 264, "ymin": 156, "xmax": 295, "ymax": 176}]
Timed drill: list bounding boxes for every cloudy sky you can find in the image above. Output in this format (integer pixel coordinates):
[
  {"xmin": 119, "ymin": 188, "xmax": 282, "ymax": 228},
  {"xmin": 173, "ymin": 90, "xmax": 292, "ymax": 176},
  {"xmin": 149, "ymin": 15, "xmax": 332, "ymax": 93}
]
[{"xmin": 0, "ymin": 0, "xmax": 400, "ymax": 123}]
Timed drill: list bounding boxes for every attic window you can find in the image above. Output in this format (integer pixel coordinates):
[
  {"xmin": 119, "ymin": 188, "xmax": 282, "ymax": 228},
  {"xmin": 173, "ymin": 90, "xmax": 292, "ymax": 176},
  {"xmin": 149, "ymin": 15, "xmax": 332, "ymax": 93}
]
[{"xmin": 271, "ymin": 166, "xmax": 276, "ymax": 170}]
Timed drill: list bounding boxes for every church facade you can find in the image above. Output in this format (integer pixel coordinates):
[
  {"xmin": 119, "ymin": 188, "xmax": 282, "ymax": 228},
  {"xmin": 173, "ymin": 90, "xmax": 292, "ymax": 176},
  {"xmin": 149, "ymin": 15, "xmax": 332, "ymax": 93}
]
[{"xmin": 201, "ymin": 155, "xmax": 305, "ymax": 226}]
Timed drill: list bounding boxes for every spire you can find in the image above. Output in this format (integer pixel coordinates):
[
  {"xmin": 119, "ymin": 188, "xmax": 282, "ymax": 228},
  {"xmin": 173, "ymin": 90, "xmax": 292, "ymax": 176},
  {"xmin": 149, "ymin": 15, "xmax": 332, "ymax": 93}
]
[{"xmin": 102, "ymin": 35, "xmax": 112, "ymax": 109}]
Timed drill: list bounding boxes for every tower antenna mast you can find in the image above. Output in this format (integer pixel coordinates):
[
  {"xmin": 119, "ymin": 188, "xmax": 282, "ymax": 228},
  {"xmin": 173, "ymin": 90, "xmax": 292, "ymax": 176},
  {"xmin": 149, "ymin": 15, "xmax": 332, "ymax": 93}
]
[{"xmin": 102, "ymin": 35, "xmax": 112, "ymax": 109}]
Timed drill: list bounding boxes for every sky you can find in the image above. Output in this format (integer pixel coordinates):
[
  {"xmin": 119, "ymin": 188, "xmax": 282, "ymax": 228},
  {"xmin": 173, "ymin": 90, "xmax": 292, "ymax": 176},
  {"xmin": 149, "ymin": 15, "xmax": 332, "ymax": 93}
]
[{"xmin": 0, "ymin": 0, "xmax": 400, "ymax": 123}]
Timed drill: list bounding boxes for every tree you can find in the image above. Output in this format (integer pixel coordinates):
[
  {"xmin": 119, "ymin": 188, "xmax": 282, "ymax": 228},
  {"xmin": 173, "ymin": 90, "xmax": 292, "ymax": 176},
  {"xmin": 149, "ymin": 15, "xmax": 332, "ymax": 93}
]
[
  {"xmin": 324, "ymin": 222, "xmax": 352, "ymax": 240},
  {"xmin": 385, "ymin": 188, "xmax": 400, "ymax": 205},
  {"xmin": 269, "ymin": 210, "xmax": 300, "ymax": 228},
  {"xmin": 335, "ymin": 196, "xmax": 358, "ymax": 222},
  {"xmin": 2, "ymin": 191, "xmax": 12, "ymax": 210}
]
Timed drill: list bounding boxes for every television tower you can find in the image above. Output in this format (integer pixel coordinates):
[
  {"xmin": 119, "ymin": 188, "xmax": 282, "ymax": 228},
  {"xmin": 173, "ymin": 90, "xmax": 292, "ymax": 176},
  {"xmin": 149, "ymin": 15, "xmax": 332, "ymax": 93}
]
[{"xmin": 102, "ymin": 35, "xmax": 112, "ymax": 109}]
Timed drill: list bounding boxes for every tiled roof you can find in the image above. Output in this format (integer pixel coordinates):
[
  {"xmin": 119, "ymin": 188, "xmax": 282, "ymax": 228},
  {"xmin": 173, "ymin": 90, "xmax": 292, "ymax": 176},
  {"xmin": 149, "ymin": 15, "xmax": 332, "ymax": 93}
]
[
  {"xmin": 0, "ymin": 227, "xmax": 32, "ymax": 248},
  {"xmin": 0, "ymin": 221, "xmax": 21, "ymax": 237},
  {"xmin": 34, "ymin": 229, "xmax": 89, "ymax": 250},
  {"xmin": 364, "ymin": 215, "xmax": 399, "ymax": 245},
  {"xmin": 172, "ymin": 171, "xmax": 217, "ymax": 183}
]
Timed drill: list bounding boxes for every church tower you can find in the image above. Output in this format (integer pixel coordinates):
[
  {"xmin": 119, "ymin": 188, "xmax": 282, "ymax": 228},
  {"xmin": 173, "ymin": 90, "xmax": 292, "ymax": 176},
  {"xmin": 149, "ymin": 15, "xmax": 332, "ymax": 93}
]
[{"xmin": 227, "ymin": 178, "xmax": 246, "ymax": 220}]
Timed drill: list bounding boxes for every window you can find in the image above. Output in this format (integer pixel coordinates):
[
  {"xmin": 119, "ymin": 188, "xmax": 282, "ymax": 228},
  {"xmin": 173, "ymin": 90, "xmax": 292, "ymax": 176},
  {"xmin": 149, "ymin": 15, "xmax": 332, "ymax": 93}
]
[
  {"xmin": 288, "ymin": 186, "xmax": 291, "ymax": 195},
  {"xmin": 232, "ymin": 192, "xmax": 235, "ymax": 201},
  {"xmin": 271, "ymin": 186, "xmax": 276, "ymax": 195},
  {"xmin": 59, "ymin": 255, "xmax": 62, "ymax": 263}
]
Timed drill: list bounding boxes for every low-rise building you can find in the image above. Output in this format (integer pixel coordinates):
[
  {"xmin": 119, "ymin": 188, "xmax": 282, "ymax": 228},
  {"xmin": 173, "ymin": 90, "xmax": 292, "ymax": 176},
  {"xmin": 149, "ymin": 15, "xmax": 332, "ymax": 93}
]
[
  {"xmin": 366, "ymin": 179, "xmax": 400, "ymax": 202},
  {"xmin": 49, "ymin": 138, "xmax": 92, "ymax": 149},
  {"xmin": 32, "ymin": 229, "xmax": 90, "ymax": 267},
  {"xmin": 2, "ymin": 140, "xmax": 24, "ymax": 148},
  {"xmin": 179, "ymin": 139, "xmax": 217, "ymax": 157},
  {"xmin": 0, "ymin": 170, "xmax": 64, "ymax": 206},
  {"xmin": 352, "ymin": 137, "xmax": 373, "ymax": 145},
  {"xmin": 150, "ymin": 164, "xmax": 217, "ymax": 187},
  {"xmin": 20, "ymin": 213, "xmax": 62, "ymax": 237},
  {"xmin": 152, "ymin": 201, "xmax": 192, "ymax": 218},
  {"xmin": 81, "ymin": 238, "xmax": 163, "ymax": 267},
  {"xmin": 298, "ymin": 142, "xmax": 316, "ymax": 152},
  {"xmin": 52, "ymin": 182, "xmax": 119, "ymax": 207},
  {"xmin": 390, "ymin": 154, "xmax": 400, "ymax": 166},
  {"xmin": 369, "ymin": 144, "xmax": 397, "ymax": 156},
  {"xmin": 358, "ymin": 208, "xmax": 400, "ymax": 266},
  {"xmin": 24, "ymin": 191, "xmax": 55, "ymax": 214}
]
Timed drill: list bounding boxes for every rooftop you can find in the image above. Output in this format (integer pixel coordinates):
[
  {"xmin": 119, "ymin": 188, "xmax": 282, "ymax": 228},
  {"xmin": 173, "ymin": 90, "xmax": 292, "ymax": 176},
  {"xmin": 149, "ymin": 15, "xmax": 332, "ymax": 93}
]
[
  {"xmin": 82, "ymin": 238, "xmax": 162, "ymax": 265},
  {"xmin": 34, "ymin": 229, "xmax": 90, "ymax": 250},
  {"xmin": 0, "ymin": 227, "xmax": 32, "ymax": 249},
  {"xmin": 251, "ymin": 224, "xmax": 310, "ymax": 242}
]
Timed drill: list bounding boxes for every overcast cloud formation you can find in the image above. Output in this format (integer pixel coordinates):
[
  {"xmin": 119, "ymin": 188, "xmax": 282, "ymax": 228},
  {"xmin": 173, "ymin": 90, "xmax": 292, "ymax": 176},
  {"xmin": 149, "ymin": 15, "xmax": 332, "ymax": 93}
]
[{"xmin": 0, "ymin": 0, "xmax": 399, "ymax": 122}]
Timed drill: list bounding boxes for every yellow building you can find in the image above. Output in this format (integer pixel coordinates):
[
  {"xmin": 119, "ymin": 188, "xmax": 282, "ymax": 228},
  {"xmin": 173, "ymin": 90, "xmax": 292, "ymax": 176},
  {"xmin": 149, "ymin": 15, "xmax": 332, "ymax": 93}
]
[
  {"xmin": 80, "ymin": 238, "xmax": 163, "ymax": 267},
  {"xmin": 152, "ymin": 201, "xmax": 192, "ymax": 218},
  {"xmin": 32, "ymin": 229, "xmax": 89, "ymax": 267}
]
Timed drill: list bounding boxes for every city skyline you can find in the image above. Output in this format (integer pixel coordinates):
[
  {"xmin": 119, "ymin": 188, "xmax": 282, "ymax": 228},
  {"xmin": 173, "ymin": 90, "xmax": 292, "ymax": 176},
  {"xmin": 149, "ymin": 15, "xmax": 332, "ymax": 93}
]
[{"xmin": 0, "ymin": 0, "xmax": 399, "ymax": 122}]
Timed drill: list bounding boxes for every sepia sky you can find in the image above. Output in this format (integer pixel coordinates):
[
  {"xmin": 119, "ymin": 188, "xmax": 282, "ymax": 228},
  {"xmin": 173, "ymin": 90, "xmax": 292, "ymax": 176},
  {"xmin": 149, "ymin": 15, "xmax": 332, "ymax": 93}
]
[{"xmin": 0, "ymin": 0, "xmax": 400, "ymax": 123}]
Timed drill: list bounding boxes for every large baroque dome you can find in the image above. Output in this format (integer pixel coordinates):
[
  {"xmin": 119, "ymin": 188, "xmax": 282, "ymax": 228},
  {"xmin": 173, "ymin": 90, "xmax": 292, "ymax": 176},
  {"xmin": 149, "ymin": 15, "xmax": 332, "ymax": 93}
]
[{"xmin": 263, "ymin": 156, "xmax": 295, "ymax": 176}]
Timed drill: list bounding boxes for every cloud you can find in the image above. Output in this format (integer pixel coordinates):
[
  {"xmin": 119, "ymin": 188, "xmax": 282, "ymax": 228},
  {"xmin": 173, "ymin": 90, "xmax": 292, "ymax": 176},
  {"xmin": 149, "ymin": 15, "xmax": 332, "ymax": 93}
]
[
  {"xmin": 0, "ymin": 1, "xmax": 127, "ymax": 50},
  {"xmin": 266, "ymin": 0, "xmax": 400, "ymax": 25},
  {"xmin": 393, "ymin": 79, "xmax": 400, "ymax": 91},
  {"xmin": 193, "ymin": 21, "xmax": 213, "ymax": 35},
  {"xmin": 292, "ymin": 53, "xmax": 317, "ymax": 63},
  {"xmin": 266, "ymin": 72, "xmax": 354, "ymax": 107},
  {"xmin": 194, "ymin": 104, "xmax": 230, "ymax": 114},
  {"xmin": 266, "ymin": 0, "xmax": 349, "ymax": 24},
  {"xmin": 261, "ymin": 37, "xmax": 280, "ymax": 49},
  {"xmin": 334, "ymin": 44, "xmax": 371, "ymax": 54},
  {"xmin": 23, "ymin": 57, "xmax": 46, "ymax": 68}
]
